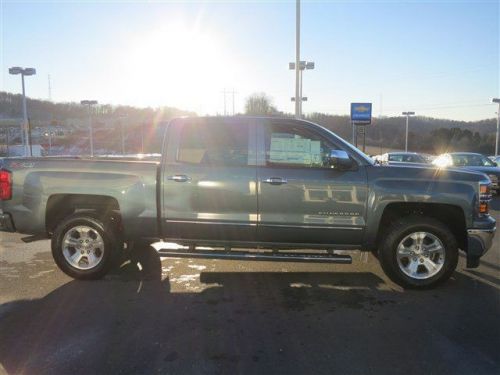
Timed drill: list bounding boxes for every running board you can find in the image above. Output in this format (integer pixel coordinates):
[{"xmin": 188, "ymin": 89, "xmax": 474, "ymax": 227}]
[
  {"xmin": 21, "ymin": 234, "xmax": 48, "ymax": 243},
  {"xmin": 156, "ymin": 248, "xmax": 352, "ymax": 264}
]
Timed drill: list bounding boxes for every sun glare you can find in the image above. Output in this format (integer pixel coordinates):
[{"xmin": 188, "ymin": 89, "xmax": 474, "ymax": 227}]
[{"xmin": 122, "ymin": 24, "xmax": 232, "ymax": 110}]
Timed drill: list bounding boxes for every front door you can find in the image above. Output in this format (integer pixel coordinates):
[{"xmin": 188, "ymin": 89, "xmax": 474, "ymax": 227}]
[
  {"xmin": 162, "ymin": 118, "xmax": 258, "ymax": 242},
  {"xmin": 257, "ymin": 120, "xmax": 368, "ymax": 246}
]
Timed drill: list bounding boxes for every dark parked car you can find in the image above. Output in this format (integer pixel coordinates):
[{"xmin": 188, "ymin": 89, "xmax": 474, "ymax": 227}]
[
  {"xmin": 376, "ymin": 152, "xmax": 429, "ymax": 165},
  {"xmin": 432, "ymin": 152, "xmax": 499, "ymax": 193}
]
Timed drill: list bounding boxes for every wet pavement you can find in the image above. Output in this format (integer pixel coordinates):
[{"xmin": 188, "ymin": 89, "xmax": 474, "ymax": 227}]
[{"xmin": 0, "ymin": 199, "xmax": 499, "ymax": 374}]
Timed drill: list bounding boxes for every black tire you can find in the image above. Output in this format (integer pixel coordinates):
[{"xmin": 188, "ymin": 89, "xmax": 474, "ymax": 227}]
[
  {"xmin": 378, "ymin": 215, "xmax": 458, "ymax": 289},
  {"xmin": 51, "ymin": 213, "xmax": 120, "ymax": 280}
]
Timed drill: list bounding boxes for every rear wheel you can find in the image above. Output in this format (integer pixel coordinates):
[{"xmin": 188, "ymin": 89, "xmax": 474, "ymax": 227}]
[
  {"xmin": 378, "ymin": 216, "xmax": 458, "ymax": 289},
  {"xmin": 51, "ymin": 213, "xmax": 119, "ymax": 280}
]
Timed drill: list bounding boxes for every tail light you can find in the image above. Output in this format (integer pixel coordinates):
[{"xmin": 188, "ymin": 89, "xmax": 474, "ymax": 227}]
[
  {"xmin": 0, "ymin": 170, "xmax": 12, "ymax": 200},
  {"xmin": 478, "ymin": 182, "xmax": 491, "ymax": 215}
]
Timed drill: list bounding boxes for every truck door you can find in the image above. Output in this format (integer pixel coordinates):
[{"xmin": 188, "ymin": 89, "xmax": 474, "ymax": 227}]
[
  {"xmin": 256, "ymin": 120, "xmax": 368, "ymax": 246},
  {"xmin": 161, "ymin": 118, "xmax": 258, "ymax": 242}
]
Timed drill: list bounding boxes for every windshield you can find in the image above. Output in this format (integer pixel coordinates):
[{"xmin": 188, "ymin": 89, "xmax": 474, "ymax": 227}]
[
  {"xmin": 452, "ymin": 154, "xmax": 496, "ymax": 167},
  {"xmin": 319, "ymin": 124, "xmax": 375, "ymax": 165}
]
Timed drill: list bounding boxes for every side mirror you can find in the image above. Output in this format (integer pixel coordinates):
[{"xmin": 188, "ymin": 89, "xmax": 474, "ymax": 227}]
[{"xmin": 328, "ymin": 150, "xmax": 354, "ymax": 170}]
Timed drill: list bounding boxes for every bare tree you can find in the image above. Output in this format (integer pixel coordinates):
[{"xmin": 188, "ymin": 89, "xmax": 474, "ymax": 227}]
[{"xmin": 244, "ymin": 93, "xmax": 278, "ymax": 115}]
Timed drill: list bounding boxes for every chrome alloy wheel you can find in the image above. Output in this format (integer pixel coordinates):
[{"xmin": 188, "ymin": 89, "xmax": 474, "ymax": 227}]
[
  {"xmin": 62, "ymin": 225, "xmax": 105, "ymax": 270},
  {"xmin": 396, "ymin": 231, "xmax": 445, "ymax": 280}
]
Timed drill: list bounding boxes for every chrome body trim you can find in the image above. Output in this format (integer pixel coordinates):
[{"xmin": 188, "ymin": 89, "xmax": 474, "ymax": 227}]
[
  {"xmin": 166, "ymin": 219, "xmax": 257, "ymax": 226},
  {"xmin": 165, "ymin": 219, "xmax": 364, "ymax": 230}
]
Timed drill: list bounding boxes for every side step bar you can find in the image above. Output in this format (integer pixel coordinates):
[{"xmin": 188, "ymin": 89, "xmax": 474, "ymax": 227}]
[
  {"xmin": 21, "ymin": 234, "xmax": 49, "ymax": 243},
  {"xmin": 157, "ymin": 248, "xmax": 352, "ymax": 264}
]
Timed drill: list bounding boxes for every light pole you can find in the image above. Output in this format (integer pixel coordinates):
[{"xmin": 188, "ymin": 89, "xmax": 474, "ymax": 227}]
[
  {"xmin": 402, "ymin": 111, "xmax": 415, "ymax": 152},
  {"xmin": 81, "ymin": 100, "xmax": 98, "ymax": 156},
  {"xmin": 8, "ymin": 67, "xmax": 36, "ymax": 156},
  {"xmin": 492, "ymin": 98, "xmax": 500, "ymax": 156},
  {"xmin": 295, "ymin": 0, "xmax": 300, "ymax": 119},
  {"xmin": 289, "ymin": 61, "xmax": 314, "ymax": 118}
]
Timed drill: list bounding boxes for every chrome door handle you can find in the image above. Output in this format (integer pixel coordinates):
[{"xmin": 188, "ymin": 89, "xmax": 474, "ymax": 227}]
[
  {"xmin": 167, "ymin": 174, "xmax": 191, "ymax": 182},
  {"xmin": 263, "ymin": 177, "xmax": 287, "ymax": 185}
]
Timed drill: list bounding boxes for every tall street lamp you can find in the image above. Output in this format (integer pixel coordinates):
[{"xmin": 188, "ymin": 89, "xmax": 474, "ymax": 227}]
[
  {"xmin": 8, "ymin": 66, "xmax": 36, "ymax": 156},
  {"xmin": 402, "ymin": 111, "xmax": 415, "ymax": 152},
  {"xmin": 81, "ymin": 100, "xmax": 98, "ymax": 156},
  {"xmin": 492, "ymin": 98, "xmax": 500, "ymax": 156},
  {"xmin": 289, "ymin": 60, "xmax": 314, "ymax": 118},
  {"xmin": 294, "ymin": 0, "xmax": 301, "ymax": 119}
]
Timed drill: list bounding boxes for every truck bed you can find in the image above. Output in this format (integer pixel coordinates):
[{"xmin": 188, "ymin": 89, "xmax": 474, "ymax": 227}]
[{"xmin": 0, "ymin": 157, "xmax": 160, "ymax": 239}]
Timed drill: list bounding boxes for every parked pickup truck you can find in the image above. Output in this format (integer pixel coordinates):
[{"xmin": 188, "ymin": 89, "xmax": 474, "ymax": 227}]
[{"xmin": 0, "ymin": 117, "xmax": 496, "ymax": 288}]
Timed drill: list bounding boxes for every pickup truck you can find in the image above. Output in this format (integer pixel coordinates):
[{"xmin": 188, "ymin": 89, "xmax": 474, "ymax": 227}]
[{"xmin": 0, "ymin": 117, "xmax": 496, "ymax": 289}]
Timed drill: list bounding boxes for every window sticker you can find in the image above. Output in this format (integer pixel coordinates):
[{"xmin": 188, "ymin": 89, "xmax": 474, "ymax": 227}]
[{"xmin": 269, "ymin": 134, "xmax": 322, "ymax": 166}]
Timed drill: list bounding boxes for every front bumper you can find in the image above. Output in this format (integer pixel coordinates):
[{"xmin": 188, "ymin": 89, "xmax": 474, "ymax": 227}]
[
  {"xmin": 0, "ymin": 212, "xmax": 15, "ymax": 232},
  {"xmin": 466, "ymin": 226, "xmax": 496, "ymax": 267},
  {"xmin": 487, "ymin": 175, "xmax": 499, "ymax": 190}
]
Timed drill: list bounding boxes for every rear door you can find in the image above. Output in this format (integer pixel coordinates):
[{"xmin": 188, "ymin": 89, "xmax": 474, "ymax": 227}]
[
  {"xmin": 256, "ymin": 120, "xmax": 368, "ymax": 246},
  {"xmin": 161, "ymin": 118, "xmax": 258, "ymax": 242}
]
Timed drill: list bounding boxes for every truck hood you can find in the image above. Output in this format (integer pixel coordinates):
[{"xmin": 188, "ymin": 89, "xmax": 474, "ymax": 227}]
[{"xmin": 459, "ymin": 166, "xmax": 500, "ymax": 176}]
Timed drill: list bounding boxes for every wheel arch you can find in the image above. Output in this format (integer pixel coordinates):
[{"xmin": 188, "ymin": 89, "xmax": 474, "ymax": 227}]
[
  {"xmin": 375, "ymin": 202, "xmax": 467, "ymax": 251},
  {"xmin": 45, "ymin": 194, "xmax": 121, "ymax": 234}
]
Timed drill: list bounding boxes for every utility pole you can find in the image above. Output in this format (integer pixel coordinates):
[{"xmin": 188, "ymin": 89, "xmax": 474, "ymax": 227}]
[
  {"xmin": 402, "ymin": 111, "xmax": 415, "ymax": 152},
  {"xmin": 48, "ymin": 74, "xmax": 52, "ymax": 101},
  {"xmin": 222, "ymin": 89, "xmax": 236, "ymax": 115},
  {"xmin": 231, "ymin": 89, "xmax": 236, "ymax": 115},
  {"xmin": 493, "ymin": 98, "xmax": 500, "ymax": 156},
  {"xmin": 295, "ymin": 0, "xmax": 301, "ymax": 118}
]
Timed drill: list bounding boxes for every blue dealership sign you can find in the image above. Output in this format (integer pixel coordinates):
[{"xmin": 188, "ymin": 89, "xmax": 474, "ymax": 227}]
[{"xmin": 350, "ymin": 103, "xmax": 372, "ymax": 125}]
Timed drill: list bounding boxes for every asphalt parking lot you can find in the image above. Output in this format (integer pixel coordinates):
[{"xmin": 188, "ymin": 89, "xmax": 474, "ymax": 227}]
[{"xmin": 0, "ymin": 200, "xmax": 499, "ymax": 375}]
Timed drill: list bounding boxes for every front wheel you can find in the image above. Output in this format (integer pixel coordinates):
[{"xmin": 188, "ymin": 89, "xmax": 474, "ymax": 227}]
[
  {"xmin": 51, "ymin": 213, "xmax": 119, "ymax": 280},
  {"xmin": 378, "ymin": 216, "xmax": 458, "ymax": 289}
]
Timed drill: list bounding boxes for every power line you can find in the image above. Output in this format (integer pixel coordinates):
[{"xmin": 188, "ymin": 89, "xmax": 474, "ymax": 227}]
[{"xmin": 222, "ymin": 88, "xmax": 237, "ymax": 115}]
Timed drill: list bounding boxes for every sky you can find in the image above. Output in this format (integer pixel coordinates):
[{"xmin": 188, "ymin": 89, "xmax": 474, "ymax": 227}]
[{"xmin": 0, "ymin": 0, "xmax": 499, "ymax": 121}]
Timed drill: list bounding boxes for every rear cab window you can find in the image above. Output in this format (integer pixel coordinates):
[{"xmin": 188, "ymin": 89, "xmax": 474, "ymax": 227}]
[{"xmin": 176, "ymin": 121, "xmax": 251, "ymax": 167}]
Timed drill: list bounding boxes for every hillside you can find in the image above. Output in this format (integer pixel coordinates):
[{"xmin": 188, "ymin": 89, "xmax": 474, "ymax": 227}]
[{"xmin": 0, "ymin": 91, "xmax": 497, "ymax": 155}]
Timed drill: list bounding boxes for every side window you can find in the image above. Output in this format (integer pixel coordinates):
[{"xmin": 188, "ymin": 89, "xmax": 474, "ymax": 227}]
[
  {"xmin": 265, "ymin": 123, "xmax": 340, "ymax": 168},
  {"xmin": 452, "ymin": 155, "xmax": 466, "ymax": 166},
  {"xmin": 177, "ymin": 122, "xmax": 249, "ymax": 166},
  {"xmin": 388, "ymin": 154, "xmax": 403, "ymax": 162}
]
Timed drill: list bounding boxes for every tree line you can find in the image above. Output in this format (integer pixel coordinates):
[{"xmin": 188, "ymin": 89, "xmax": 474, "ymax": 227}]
[
  {"xmin": 0, "ymin": 91, "xmax": 497, "ymax": 155},
  {"xmin": 244, "ymin": 93, "xmax": 498, "ymax": 155}
]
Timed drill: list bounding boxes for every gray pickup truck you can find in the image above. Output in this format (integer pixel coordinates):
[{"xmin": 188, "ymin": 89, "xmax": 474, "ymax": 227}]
[{"xmin": 0, "ymin": 117, "xmax": 496, "ymax": 289}]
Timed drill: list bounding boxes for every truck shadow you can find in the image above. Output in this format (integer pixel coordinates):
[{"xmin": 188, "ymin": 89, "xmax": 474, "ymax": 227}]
[{"xmin": 0, "ymin": 247, "xmax": 499, "ymax": 375}]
